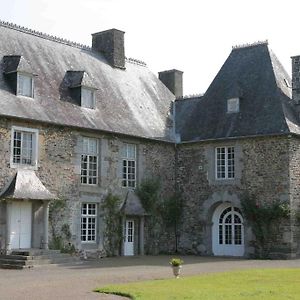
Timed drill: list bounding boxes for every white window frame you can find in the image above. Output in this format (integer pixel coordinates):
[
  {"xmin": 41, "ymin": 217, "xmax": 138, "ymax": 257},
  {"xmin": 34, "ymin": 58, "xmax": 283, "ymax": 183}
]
[
  {"xmin": 10, "ymin": 126, "xmax": 39, "ymax": 170},
  {"xmin": 17, "ymin": 72, "xmax": 34, "ymax": 98},
  {"xmin": 227, "ymin": 98, "xmax": 239, "ymax": 113},
  {"xmin": 81, "ymin": 203, "xmax": 97, "ymax": 243},
  {"xmin": 81, "ymin": 87, "xmax": 95, "ymax": 109},
  {"xmin": 80, "ymin": 137, "xmax": 98, "ymax": 185},
  {"xmin": 215, "ymin": 146, "xmax": 235, "ymax": 180},
  {"xmin": 122, "ymin": 143, "xmax": 136, "ymax": 189}
]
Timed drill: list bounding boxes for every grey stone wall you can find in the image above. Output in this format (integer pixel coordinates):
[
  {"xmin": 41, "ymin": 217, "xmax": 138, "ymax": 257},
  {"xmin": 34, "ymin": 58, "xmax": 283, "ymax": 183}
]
[
  {"xmin": 0, "ymin": 118, "xmax": 175, "ymax": 255},
  {"xmin": 288, "ymin": 137, "xmax": 300, "ymax": 257},
  {"xmin": 176, "ymin": 136, "xmax": 294, "ymax": 257}
]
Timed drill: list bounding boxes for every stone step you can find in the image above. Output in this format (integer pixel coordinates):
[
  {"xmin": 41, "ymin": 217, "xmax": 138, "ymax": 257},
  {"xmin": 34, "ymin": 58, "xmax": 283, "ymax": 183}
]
[
  {"xmin": 0, "ymin": 258, "xmax": 34, "ymax": 266},
  {"xmin": 0, "ymin": 264, "xmax": 28, "ymax": 270},
  {"xmin": 11, "ymin": 249, "xmax": 61, "ymax": 256},
  {"xmin": 0, "ymin": 255, "xmax": 33, "ymax": 260},
  {"xmin": 0, "ymin": 249, "xmax": 80, "ymax": 269}
]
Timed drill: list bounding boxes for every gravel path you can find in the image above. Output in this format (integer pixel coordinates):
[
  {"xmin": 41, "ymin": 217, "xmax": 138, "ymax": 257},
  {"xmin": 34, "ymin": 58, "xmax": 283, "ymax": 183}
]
[{"xmin": 0, "ymin": 256, "xmax": 300, "ymax": 300}]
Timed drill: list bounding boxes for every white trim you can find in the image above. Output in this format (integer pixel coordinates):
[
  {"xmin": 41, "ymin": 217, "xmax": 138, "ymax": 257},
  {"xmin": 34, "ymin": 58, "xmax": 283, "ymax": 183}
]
[
  {"xmin": 121, "ymin": 143, "xmax": 137, "ymax": 189},
  {"xmin": 215, "ymin": 146, "xmax": 235, "ymax": 180},
  {"xmin": 124, "ymin": 219, "xmax": 134, "ymax": 256},
  {"xmin": 80, "ymin": 203, "xmax": 97, "ymax": 244},
  {"xmin": 80, "ymin": 137, "xmax": 99, "ymax": 186},
  {"xmin": 81, "ymin": 86, "xmax": 95, "ymax": 109},
  {"xmin": 10, "ymin": 126, "xmax": 39, "ymax": 170},
  {"xmin": 17, "ymin": 72, "xmax": 34, "ymax": 98},
  {"xmin": 212, "ymin": 203, "xmax": 244, "ymax": 256}
]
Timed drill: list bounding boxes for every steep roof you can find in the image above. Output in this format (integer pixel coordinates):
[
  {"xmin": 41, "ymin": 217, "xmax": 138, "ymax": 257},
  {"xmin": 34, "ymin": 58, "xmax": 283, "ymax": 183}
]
[
  {"xmin": 176, "ymin": 42, "xmax": 300, "ymax": 142},
  {"xmin": 0, "ymin": 22, "xmax": 175, "ymax": 142}
]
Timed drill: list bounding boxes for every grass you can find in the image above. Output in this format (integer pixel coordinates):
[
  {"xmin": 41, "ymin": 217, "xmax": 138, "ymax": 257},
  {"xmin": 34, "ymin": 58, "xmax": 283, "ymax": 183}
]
[{"xmin": 95, "ymin": 268, "xmax": 300, "ymax": 300}]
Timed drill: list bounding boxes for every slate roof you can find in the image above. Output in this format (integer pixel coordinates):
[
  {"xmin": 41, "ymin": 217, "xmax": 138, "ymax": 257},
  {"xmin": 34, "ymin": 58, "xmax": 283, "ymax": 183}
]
[
  {"xmin": 176, "ymin": 42, "xmax": 300, "ymax": 142},
  {"xmin": 120, "ymin": 190, "xmax": 146, "ymax": 216},
  {"xmin": 0, "ymin": 170, "xmax": 56, "ymax": 200},
  {"xmin": 0, "ymin": 21, "xmax": 175, "ymax": 142}
]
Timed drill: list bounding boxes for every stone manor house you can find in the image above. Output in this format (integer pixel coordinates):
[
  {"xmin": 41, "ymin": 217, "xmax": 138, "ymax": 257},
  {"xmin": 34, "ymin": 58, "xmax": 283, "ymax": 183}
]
[{"xmin": 0, "ymin": 21, "xmax": 300, "ymax": 259}]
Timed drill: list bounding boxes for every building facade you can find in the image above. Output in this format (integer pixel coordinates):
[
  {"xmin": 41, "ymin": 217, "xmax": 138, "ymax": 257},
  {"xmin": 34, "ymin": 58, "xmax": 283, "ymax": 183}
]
[{"xmin": 0, "ymin": 22, "xmax": 299, "ymax": 258}]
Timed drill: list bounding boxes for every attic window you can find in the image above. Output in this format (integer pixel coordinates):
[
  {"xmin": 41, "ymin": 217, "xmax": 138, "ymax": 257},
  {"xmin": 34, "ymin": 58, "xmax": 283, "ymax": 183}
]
[
  {"xmin": 227, "ymin": 98, "xmax": 239, "ymax": 113},
  {"xmin": 81, "ymin": 87, "xmax": 95, "ymax": 109},
  {"xmin": 17, "ymin": 73, "xmax": 33, "ymax": 98}
]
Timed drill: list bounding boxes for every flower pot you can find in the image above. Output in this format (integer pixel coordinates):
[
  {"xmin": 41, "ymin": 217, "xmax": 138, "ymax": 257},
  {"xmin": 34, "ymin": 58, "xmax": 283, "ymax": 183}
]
[{"xmin": 172, "ymin": 265, "xmax": 182, "ymax": 278}]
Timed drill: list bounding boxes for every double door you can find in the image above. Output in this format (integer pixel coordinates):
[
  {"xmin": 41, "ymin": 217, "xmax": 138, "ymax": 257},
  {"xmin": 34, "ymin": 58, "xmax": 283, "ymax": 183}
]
[{"xmin": 10, "ymin": 201, "xmax": 32, "ymax": 249}]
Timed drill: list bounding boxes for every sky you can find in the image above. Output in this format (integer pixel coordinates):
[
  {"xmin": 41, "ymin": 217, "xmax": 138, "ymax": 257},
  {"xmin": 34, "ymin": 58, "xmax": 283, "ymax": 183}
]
[{"xmin": 0, "ymin": 0, "xmax": 300, "ymax": 95}]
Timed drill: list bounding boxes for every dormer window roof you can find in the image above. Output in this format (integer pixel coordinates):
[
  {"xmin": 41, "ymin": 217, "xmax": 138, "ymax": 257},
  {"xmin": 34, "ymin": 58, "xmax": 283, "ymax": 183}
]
[
  {"xmin": 2, "ymin": 55, "xmax": 36, "ymax": 98},
  {"xmin": 66, "ymin": 70, "xmax": 97, "ymax": 109},
  {"xmin": 3, "ymin": 55, "xmax": 35, "ymax": 75}
]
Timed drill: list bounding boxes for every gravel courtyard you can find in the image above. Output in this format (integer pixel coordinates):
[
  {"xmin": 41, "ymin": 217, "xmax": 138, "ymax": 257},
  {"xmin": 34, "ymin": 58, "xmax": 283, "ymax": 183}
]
[{"xmin": 1, "ymin": 256, "xmax": 300, "ymax": 300}]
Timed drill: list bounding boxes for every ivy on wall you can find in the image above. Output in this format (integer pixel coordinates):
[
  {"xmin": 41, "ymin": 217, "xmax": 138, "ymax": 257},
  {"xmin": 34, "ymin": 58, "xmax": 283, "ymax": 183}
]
[
  {"xmin": 241, "ymin": 193, "xmax": 290, "ymax": 258},
  {"xmin": 101, "ymin": 193, "xmax": 123, "ymax": 256},
  {"xmin": 136, "ymin": 178, "xmax": 182, "ymax": 253},
  {"xmin": 49, "ymin": 199, "xmax": 75, "ymax": 253}
]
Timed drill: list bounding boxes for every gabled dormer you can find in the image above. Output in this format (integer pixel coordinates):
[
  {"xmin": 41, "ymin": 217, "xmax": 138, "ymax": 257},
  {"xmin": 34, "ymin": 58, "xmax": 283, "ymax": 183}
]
[
  {"xmin": 3, "ymin": 55, "xmax": 35, "ymax": 98},
  {"xmin": 65, "ymin": 70, "xmax": 97, "ymax": 109}
]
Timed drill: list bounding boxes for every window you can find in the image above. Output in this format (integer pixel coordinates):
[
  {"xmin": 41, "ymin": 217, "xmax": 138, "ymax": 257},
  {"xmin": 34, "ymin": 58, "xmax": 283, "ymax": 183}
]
[
  {"xmin": 122, "ymin": 143, "xmax": 136, "ymax": 188},
  {"xmin": 17, "ymin": 73, "xmax": 33, "ymax": 98},
  {"xmin": 215, "ymin": 146, "xmax": 235, "ymax": 179},
  {"xmin": 227, "ymin": 98, "xmax": 239, "ymax": 113},
  {"xmin": 81, "ymin": 87, "xmax": 95, "ymax": 109},
  {"xmin": 11, "ymin": 126, "xmax": 38, "ymax": 167},
  {"xmin": 81, "ymin": 203, "xmax": 97, "ymax": 242},
  {"xmin": 81, "ymin": 137, "xmax": 98, "ymax": 185},
  {"xmin": 218, "ymin": 207, "xmax": 243, "ymax": 246}
]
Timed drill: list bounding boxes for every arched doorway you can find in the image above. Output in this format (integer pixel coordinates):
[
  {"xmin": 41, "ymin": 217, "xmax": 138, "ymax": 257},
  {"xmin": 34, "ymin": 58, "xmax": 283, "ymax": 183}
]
[{"xmin": 212, "ymin": 203, "xmax": 244, "ymax": 256}]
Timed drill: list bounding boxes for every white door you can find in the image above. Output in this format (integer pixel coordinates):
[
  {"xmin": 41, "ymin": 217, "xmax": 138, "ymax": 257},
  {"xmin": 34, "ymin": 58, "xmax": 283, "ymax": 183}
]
[
  {"xmin": 10, "ymin": 201, "xmax": 32, "ymax": 249},
  {"xmin": 212, "ymin": 203, "xmax": 244, "ymax": 256},
  {"xmin": 124, "ymin": 220, "xmax": 134, "ymax": 256}
]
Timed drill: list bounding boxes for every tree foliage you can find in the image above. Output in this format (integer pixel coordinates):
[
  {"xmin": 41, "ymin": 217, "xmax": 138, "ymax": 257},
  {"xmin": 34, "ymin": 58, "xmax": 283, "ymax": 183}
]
[
  {"xmin": 101, "ymin": 193, "xmax": 122, "ymax": 256},
  {"xmin": 241, "ymin": 193, "xmax": 290, "ymax": 258}
]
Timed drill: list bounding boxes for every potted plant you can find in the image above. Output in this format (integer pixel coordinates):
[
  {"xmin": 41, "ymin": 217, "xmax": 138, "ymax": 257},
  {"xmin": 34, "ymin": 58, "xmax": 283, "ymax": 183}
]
[{"xmin": 169, "ymin": 258, "xmax": 184, "ymax": 278}]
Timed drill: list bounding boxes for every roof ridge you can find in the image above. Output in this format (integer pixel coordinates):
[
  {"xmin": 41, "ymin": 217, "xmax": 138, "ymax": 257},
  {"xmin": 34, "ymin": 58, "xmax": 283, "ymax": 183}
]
[
  {"xmin": 0, "ymin": 19, "xmax": 91, "ymax": 50},
  {"xmin": 232, "ymin": 40, "xmax": 268, "ymax": 50},
  {"xmin": 0, "ymin": 19, "xmax": 147, "ymax": 67},
  {"xmin": 176, "ymin": 93, "xmax": 203, "ymax": 100}
]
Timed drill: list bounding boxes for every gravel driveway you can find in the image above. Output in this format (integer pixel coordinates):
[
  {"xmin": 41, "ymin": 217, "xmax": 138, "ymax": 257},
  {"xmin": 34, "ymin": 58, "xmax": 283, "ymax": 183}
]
[{"xmin": 1, "ymin": 256, "xmax": 300, "ymax": 300}]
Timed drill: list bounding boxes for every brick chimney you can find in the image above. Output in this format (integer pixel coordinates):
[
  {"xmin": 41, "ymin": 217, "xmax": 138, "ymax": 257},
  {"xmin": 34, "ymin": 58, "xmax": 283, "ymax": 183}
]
[
  {"xmin": 291, "ymin": 55, "xmax": 300, "ymax": 103},
  {"xmin": 92, "ymin": 29, "xmax": 125, "ymax": 69},
  {"xmin": 158, "ymin": 69, "xmax": 183, "ymax": 98}
]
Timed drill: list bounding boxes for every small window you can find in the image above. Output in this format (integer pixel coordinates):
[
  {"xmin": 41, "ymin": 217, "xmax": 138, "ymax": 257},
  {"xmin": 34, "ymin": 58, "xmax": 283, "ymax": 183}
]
[
  {"xmin": 81, "ymin": 137, "xmax": 98, "ymax": 185},
  {"xmin": 17, "ymin": 73, "xmax": 33, "ymax": 98},
  {"xmin": 122, "ymin": 143, "xmax": 136, "ymax": 188},
  {"xmin": 81, "ymin": 87, "xmax": 95, "ymax": 109},
  {"xmin": 11, "ymin": 126, "xmax": 38, "ymax": 168},
  {"xmin": 81, "ymin": 203, "xmax": 97, "ymax": 242},
  {"xmin": 215, "ymin": 146, "xmax": 235, "ymax": 179},
  {"xmin": 227, "ymin": 98, "xmax": 239, "ymax": 113}
]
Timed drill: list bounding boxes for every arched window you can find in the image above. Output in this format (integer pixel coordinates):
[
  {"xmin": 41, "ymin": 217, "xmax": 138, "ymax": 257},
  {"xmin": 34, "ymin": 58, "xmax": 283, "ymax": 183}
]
[{"xmin": 218, "ymin": 207, "xmax": 243, "ymax": 246}]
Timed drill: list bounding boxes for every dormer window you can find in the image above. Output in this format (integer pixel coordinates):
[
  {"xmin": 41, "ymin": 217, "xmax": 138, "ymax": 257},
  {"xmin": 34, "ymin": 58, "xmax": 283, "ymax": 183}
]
[
  {"xmin": 81, "ymin": 87, "xmax": 95, "ymax": 109},
  {"xmin": 227, "ymin": 98, "xmax": 239, "ymax": 113},
  {"xmin": 17, "ymin": 73, "xmax": 34, "ymax": 98},
  {"xmin": 64, "ymin": 70, "xmax": 97, "ymax": 109}
]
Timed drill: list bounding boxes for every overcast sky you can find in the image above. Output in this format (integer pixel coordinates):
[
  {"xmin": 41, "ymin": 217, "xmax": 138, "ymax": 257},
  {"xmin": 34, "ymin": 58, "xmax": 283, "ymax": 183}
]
[{"xmin": 0, "ymin": 0, "xmax": 299, "ymax": 95}]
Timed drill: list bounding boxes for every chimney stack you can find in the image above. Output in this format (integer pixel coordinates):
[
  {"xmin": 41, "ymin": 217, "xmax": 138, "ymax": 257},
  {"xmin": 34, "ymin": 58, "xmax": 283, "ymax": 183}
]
[
  {"xmin": 292, "ymin": 55, "xmax": 300, "ymax": 103},
  {"xmin": 159, "ymin": 69, "xmax": 183, "ymax": 98},
  {"xmin": 92, "ymin": 29, "xmax": 125, "ymax": 69}
]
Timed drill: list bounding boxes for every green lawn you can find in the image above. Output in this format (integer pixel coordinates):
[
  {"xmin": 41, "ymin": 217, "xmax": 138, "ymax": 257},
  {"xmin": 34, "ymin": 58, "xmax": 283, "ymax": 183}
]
[{"xmin": 95, "ymin": 268, "xmax": 300, "ymax": 300}]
